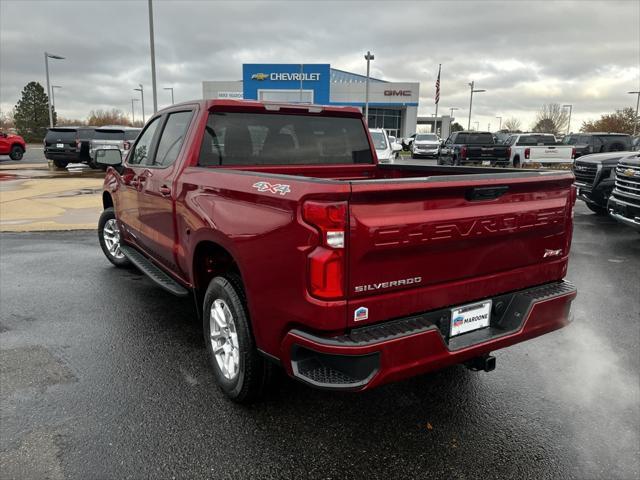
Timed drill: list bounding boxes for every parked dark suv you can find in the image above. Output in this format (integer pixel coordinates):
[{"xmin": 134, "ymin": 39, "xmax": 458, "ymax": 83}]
[
  {"xmin": 562, "ymin": 133, "xmax": 631, "ymax": 159},
  {"xmin": 44, "ymin": 127, "xmax": 96, "ymax": 168},
  {"xmin": 573, "ymin": 151, "xmax": 632, "ymax": 214}
]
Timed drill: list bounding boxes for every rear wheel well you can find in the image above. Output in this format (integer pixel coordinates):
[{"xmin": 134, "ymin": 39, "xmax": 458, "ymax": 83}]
[
  {"xmin": 11, "ymin": 143, "xmax": 24, "ymax": 152},
  {"xmin": 102, "ymin": 192, "xmax": 113, "ymax": 210},
  {"xmin": 193, "ymin": 241, "xmax": 241, "ymax": 307}
]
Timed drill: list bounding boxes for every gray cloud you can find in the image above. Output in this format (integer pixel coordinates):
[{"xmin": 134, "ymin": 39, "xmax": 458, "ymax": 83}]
[{"xmin": 1, "ymin": 0, "xmax": 638, "ymax": 130}]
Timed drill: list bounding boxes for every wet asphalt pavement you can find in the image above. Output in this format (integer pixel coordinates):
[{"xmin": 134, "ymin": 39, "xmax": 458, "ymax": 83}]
[{"xmin": 1, "ymin": 202, "xmax": 638, "ymax": 479}]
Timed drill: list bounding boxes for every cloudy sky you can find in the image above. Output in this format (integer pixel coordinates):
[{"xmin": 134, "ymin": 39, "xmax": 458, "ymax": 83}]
[{"xmin": 1, "ymin": 0, "xmax": 638, "ymax": 131}]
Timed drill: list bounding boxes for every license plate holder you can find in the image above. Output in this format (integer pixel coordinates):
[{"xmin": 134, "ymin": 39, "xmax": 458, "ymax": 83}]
[{"xmin": 450, "ymin": 300, "xmax": 492, "ymax": 337}]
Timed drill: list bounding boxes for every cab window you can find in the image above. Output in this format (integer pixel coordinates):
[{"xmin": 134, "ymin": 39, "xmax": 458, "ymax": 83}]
[{"xmin": 153, "ymin": 111, "xmax": 194, "ymax": 167}]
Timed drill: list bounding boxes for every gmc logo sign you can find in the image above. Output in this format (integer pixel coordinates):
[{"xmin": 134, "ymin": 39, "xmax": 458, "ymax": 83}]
[{"xmin": 384, "ymin": 90, "xmax": 412, "ymax": 97}]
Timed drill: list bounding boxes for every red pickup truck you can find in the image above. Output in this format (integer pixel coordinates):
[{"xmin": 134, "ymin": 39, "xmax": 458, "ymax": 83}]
[{"xmin": 96, "ymin": 100, "xmax": 577, "ymax": 403}]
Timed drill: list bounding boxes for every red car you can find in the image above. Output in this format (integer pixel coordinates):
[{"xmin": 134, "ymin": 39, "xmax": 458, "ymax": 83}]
[
  {"xmin": 0, "ymin": 131, "xmax": 26, "ymax": 160},
  {"xmin": 95, "ymin": 100, "xmax": 577, "ymax": 403}
]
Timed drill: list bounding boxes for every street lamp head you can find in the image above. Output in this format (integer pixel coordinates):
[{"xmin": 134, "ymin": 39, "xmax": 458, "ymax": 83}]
[
  {"xmin": 46, "ymin": 53, "xmax": 65, "ymax": 60},
  {"xmin": 474, "ymin": 89, "xmax": 486, "ymax": 93},
  {"xmin": 364, "ymin": 52, "xmax": 374, "ymax": 61},
  {"xmin": 629, "ymin": 91, "xmax": 640, "ymax": 94},
  {"xmin": 163, "ymin": 87, "xmax": 172, "ymax": 91},
  {"xmin": 134, "ymin": 88, "xmax": 142, "ymax": 92}
]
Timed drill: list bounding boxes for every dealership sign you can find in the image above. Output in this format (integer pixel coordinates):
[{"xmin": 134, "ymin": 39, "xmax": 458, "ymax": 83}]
[
  {"xmin": 251, "ymin": 72, "xmax": 321, "ymax": 81},
  {"xmin": 384, "ymin": 90, "xmax": 412, "ymax": 96},
  {"xmin": 217, "ymin": 91, "xmax": 243, "ymax": 99}
]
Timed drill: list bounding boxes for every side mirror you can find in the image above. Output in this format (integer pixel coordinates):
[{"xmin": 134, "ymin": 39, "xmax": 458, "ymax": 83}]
[
  {"xmin": 392, "ymin": 142, "xmax": 402, "ymax": 153},
  {"xmin": 95, "ymin": 148, "xmax": 122, "ymax": 167}
]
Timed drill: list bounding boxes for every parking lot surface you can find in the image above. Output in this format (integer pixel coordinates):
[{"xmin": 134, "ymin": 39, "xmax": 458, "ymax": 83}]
[{"xmin": 1, "ymin": 199, "xmax": 639, "ymax": 480}]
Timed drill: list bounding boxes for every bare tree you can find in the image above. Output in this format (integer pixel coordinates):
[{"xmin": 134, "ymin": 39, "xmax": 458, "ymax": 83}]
[
  {"xmin": 87, "ymin": 108, "xmax": 131, "ymax": 127},
  {"xmin": 502, "ymin": 117, "xmax": 522, "ymax": 132},
  {"xmin": 532, "ymin": 103, "xmax": 569, "ymax": 135}
]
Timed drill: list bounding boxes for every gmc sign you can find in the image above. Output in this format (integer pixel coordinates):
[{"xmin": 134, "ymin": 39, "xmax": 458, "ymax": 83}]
[{"xmin": 384, "ymin": 90, "xmax": 412, "ymax": 97}]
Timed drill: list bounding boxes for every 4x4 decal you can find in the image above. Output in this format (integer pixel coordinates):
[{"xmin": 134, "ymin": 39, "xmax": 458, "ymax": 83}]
[{"xmin": 252, "ymin": 181, "xmax": 291, "ymax": 196}]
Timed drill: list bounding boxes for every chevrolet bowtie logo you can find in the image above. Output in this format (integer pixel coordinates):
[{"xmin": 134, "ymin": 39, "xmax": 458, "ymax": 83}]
[
  {"xmin": 623, "ymin": 168, "xmax": 636, "ymax": 177},
  {"xmin": 251, "ymin": 73, "xmax": 269, "ymax": 81}
]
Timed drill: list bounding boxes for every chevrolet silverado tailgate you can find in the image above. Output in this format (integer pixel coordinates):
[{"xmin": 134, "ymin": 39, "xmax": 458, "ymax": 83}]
[{"xmin": 346, "ymin": 171, "xmax": 575, "ymax": 327}]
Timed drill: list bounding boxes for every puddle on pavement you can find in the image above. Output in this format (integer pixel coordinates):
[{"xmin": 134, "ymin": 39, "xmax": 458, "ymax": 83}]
[
  {"xmin": 37, "ymin": 187, "xmax": 103, "ymax": 198},
  {"xmin": 0, "ymin": 165, "xmax": 105, "ymax": 181}
]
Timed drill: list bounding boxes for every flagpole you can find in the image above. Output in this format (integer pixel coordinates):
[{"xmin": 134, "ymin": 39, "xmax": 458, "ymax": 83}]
[{"xmin": 434, "ymin": 64, "xmax": 441, "ymax": 136}]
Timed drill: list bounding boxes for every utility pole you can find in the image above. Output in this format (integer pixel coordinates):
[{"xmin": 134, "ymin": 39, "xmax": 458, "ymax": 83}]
[
  {"xmin": 364, "ymin": 51, "xmax": 374, "ymax": 124},
  {"xmin": 629, "ymin": 91, "xmax": 640, "ymax": 136},
  {"xmin": 468, "ymin": 81, "xmax": 486, "ymax": 130},
  {"xmin": 164, "ymin": 87, "xmax": 174, "ymax": 104},
  {"xmin": 44, "ymin": 52, "xmax": 65, "ymax": 127},
  {"xmin": 51, "ymin": 85, "xmax": 62, "ymax": 111},
  {"xmin": 148, "ymin": 0, "xmax": 158, "ymax": 113},
  {"xmin": 563, "ymin": 104, "xmax": 573, "ymax": 134},
  {"xmin": 134, "ymin": 84, "xmax": 145, "ymax": 123},
  {"xmin": 131, "ymin": 98, "xmax": 139, "ymax": 124}
]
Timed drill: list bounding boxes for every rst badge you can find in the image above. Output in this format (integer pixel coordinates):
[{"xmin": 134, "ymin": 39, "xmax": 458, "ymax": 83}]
[
  {"xmin": 252, "ymin": 181, "xmax": 291, "ymax": 196},
  {"xmin": 354, "ymin": 306, "xmax": 369, "ymax": 322}
]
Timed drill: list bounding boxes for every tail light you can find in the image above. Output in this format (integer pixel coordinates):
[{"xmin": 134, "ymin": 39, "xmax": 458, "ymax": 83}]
[
  {"xmin": 571, "ymin": 147, "xmax": 576, "ymax": 159},
  {"xmin": 524, "ymin": 148, "xmax": 531, "ymax": 160},
  {"xmin": 460, "ymin": 146, "xmax": 468, "ymax": 159},
  {"xmin": 302, "ymin": 201, "xmax": 347, "ymax": 299},
  {"xmin": 123, "ymin": 141, "xmax": 131, "ymax": 150}
]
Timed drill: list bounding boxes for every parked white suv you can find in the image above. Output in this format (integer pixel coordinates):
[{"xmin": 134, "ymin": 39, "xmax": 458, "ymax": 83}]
[
  {"xmin": 369, "ymin": 128, "xmax": 402, "ymax": 163},
  {"xmin": 411, "ymin": 133, "xmax": 440, "ymax": 159}
]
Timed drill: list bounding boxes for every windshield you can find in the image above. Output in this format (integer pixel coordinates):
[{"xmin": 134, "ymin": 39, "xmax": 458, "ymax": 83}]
[
  {"xmin": 517, "ymin": 135, "xmax": 557, "ymax": 146},
  {"xmin": 198, "ymin": 111, "xmax": 373, "ymax": 166},
  {"xmin": 455, "ymin": 132, "xmax": 494, "ymax": 144},
  {"xmin": 370, "ymin": 131, "xmax": 388, "ymax": 150},
  {"xmin": 415, "ymin": 134, "xmax": 438, "ymax": 142},
  {"xmin": 562, "ymin": 135, "xmax": 581, "ymax": 145},
  {"xmin": 94, "ymin": 130, "xmax": 124, "ymax": 140}
]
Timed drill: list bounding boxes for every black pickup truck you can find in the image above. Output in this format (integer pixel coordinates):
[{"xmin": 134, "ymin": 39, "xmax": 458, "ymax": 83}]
[
  {"xmin": 438, "ymin": 131, "xmax": 510, "ymax": 166},
  {"xmin": 573, "ymin": 151, "xmax": 632, "ymax": 214},
  {"xmin": 608, "ymin": 152, "xmax": 640, "ymax": 230}
]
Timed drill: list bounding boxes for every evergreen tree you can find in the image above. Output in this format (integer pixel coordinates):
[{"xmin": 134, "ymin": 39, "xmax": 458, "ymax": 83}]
[{"xmin": 14, "ymin": 81, "xmax": 55, "ymax": 141}]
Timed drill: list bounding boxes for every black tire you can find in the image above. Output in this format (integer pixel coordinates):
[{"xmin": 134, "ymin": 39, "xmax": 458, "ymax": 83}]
[
  {"xmin": 203, "ymin": 274, "xmax": 272, "ymax": 403},
  {"xmin": 9, "ymin": 145, "xmax": 24, "ymax": 161},
  {"xmin": 586, "ymin": 203, "xmax": 607, "ymax": 215},
  {"xmin": 52, "ymin": 159, "xmax": 68, "ymax": 169},
  {"xmin": 513, "ymin": 156, "xmax": 521, "ymax": 168},
  {"xmin": 98, "ymin": 207, "xmax": 131, "ymax": 267}
]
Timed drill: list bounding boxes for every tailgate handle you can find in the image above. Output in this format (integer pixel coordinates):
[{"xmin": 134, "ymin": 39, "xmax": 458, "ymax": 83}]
[{"xmin": 466, "ymin": 186, "xmax": 509, "ymax": 201}]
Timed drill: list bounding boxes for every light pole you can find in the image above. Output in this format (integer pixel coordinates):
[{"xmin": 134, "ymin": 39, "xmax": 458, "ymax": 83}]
[
  {"xmin": 44, "ymin": 52, "xmax": 65, "ymax": 127},
  {"xmin": 449, "ymin": 107, "xmax": 459, "ymax": 119},
  {"xmin": 488, "ymin": 123, "xmax": 491, "ymax": 131},
  {"xmin": 164, "ymin": 87, "xmax": 174, "ymax": 104},
  {"xmin": 496, "ymin": 116, "xmax": 502, "ymax": 130},
  {"xmin": 629, "ymin": 91, "xmax": 640, "ymax": 135},
  {"xmin": 51, "ymin": 85, "xmax": 62, "ymax": 112},
  {"xmin": 563, "ymin": 104, "xmax": 572, "ymax": 134},
  {"xmin": 364, "ymin": 51, "xmax": 374, "ymax": 124},
  {"xmin": 474, "ymin": 121, "xmax": 480, "ymax": 131},
  {"xmin": 148, "ymin": 0, "xmax": 158, "ymax": 113},
  {"xmin": 468, "ymin": 81, "xmax": 486, "ymax": 130},
  {"xmin": 131, "ymin": 98, "xmax": 139, "ymax": 124},
  {"xmin": 134, "ymin": 84, "xmax": 145, "ymax": 123}
]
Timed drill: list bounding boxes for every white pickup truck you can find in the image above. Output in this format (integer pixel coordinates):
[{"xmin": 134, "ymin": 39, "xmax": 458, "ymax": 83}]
[{"xmin": 505, "ymin": 133, "xmax": 575, "ymax": 167}]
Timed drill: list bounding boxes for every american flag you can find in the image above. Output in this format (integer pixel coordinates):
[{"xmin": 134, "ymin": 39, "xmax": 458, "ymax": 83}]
[{"xmin": 435, "ymin": 65, "xmax": 441, "ymax": 104}]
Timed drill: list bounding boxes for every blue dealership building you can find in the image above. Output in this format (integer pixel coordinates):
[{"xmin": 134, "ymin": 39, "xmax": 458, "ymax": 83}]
[{"xmin": 203, "ymin": 64, "xmax": 420, "ymax": 138}]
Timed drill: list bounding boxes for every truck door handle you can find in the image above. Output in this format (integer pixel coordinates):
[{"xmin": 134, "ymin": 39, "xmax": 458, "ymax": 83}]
[
  {"xmin": 130, "ymin": 178, "xmax": 140, "ymax": 187},
  {"xmin": 159, "ymin": 185, "xmax": 171, "ymax": 196},
  {"xmin": 466, "ymin": 186, "xmax": 509, "ymax": 201}
]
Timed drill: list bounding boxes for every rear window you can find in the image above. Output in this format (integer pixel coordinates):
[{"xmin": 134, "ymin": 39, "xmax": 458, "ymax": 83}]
[
  {"xmin": 45, "ymin": 129, "xmax": 77, "ymax": 141},
  {"xmin": 94, "ymin": 130, "xmax": 124, "ymax": 140},
  {"xmin": 77, "ymin": 128, "xmax": 96, "ymax": 139},
  {"xmin": 516, "ymin": 134, "xmax": 556, "ymax": 146},
  {"xmin": 198, "ymin": 111, "xmax": 373, "ymax": 166},
  {"xmin": 370, "ymin": 131, "xmax": 388, "ymax": 150},
  {"xmin": 124, "ymin": 129, "xmax": 141, "ymax": 140},
  {"xmin": 455, "ymin": 132, "xmax": 494, "ymax": 144},
  {"xmin": 415, "ymin": 134, "xmax": 438, "ymax": 141}
]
